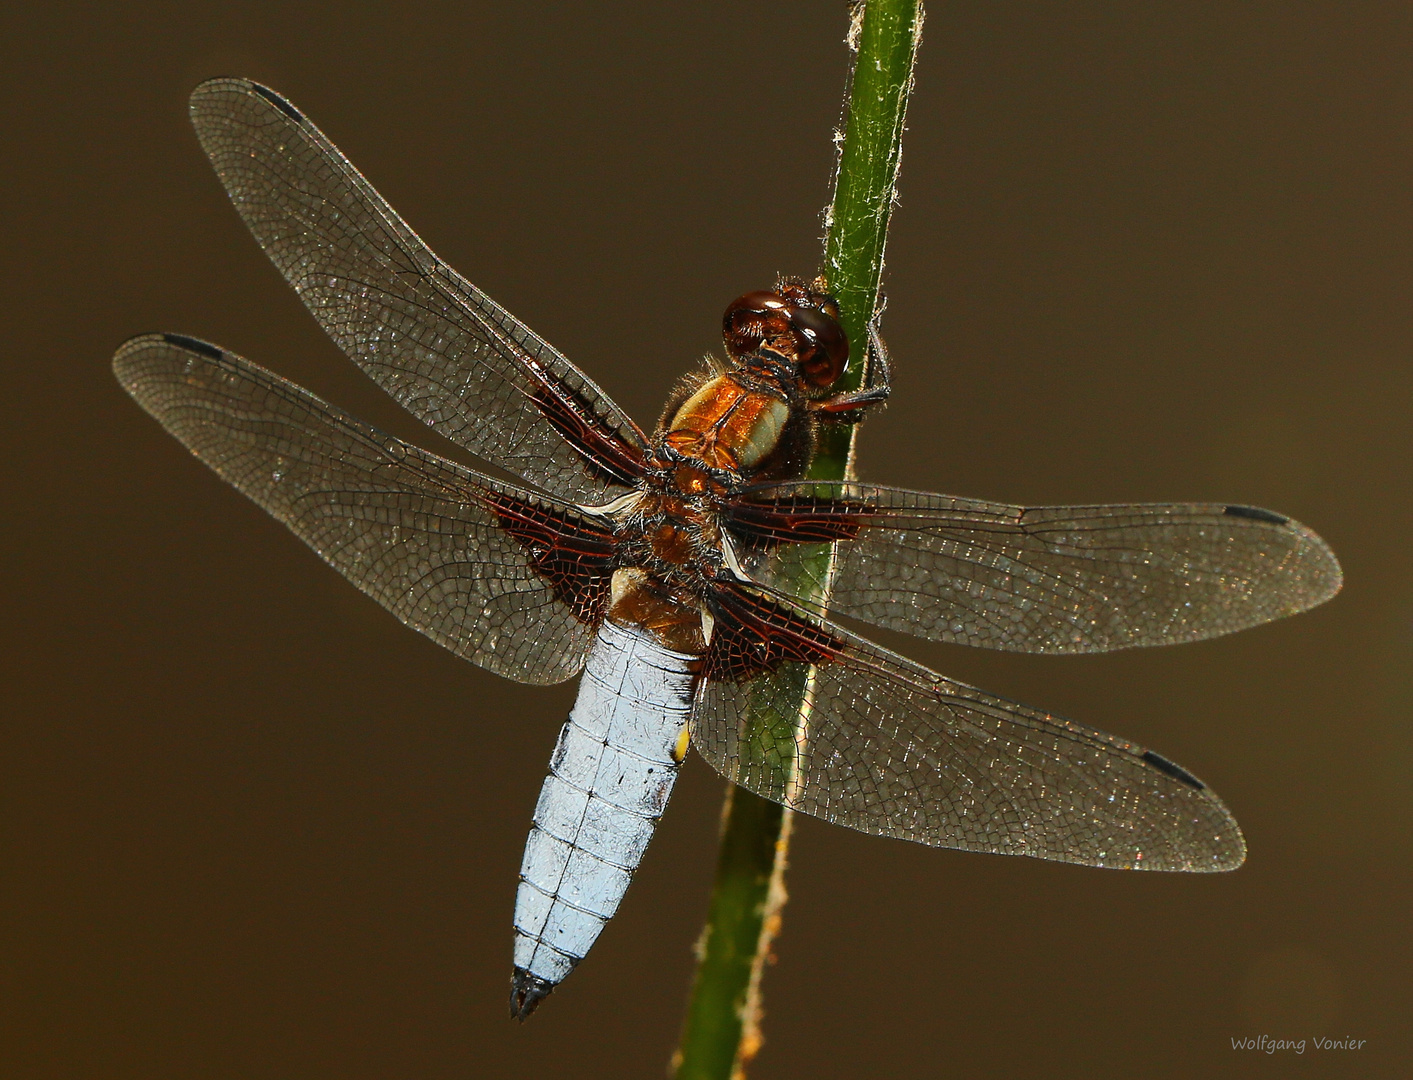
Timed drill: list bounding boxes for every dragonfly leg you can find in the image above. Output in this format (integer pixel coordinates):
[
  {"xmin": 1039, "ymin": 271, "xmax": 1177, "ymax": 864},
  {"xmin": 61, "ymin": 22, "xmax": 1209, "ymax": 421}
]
[{"xmin": 810, "ymin": 319, "xmax": 893, "ymax": 424}]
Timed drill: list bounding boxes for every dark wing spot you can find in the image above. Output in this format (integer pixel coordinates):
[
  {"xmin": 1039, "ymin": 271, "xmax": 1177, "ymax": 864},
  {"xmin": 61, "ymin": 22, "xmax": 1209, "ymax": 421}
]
[
  {"xmin": 1141, "ymin": 750, "xmax": 1205, "ymax": 790},
  {"xmin": 251, "ymin": 81, "xmax": 305, "ymax": 123},
  {"xmin": 161, "ymin": 333, "xmax": 224, "ymax": 361},
  {"xmin": 1224, "ymin": 505, "xmax": 1289, "ymax": 525}
]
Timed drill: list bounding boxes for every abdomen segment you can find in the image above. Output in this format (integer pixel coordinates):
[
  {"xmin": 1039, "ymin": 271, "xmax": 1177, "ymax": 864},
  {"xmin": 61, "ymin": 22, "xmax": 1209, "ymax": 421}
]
[{"xmin": 511, "ymin": 618, "xmax": 696, "ymax": 1018}]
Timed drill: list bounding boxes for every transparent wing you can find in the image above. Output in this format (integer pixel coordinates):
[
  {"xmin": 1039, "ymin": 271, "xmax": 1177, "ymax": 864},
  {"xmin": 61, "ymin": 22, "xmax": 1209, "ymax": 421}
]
[
  {"xmin": 188, "ymin": 78, "xmax": 649, "ymax": 504},
  {"xmin": 727, "ymin": 481, "xmax": 1341, "ymax": 654},
  {"xmin": 692, "ymin": 584, "xmax": 1244, "ymax": 870},
  {"xmin": 113, "ymin": 333, "xmax": 618, "ymax": 685}
]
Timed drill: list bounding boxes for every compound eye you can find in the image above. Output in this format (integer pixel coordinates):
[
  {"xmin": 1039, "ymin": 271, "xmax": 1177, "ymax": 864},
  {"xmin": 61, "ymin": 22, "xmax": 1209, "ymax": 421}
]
[
  {"xmin": 790, "ymin": 305, "xmax": 850, "ymax": 387},
  {"xmin": 723, "ymin": 291, "xmax": 791, "ymax": 358}
]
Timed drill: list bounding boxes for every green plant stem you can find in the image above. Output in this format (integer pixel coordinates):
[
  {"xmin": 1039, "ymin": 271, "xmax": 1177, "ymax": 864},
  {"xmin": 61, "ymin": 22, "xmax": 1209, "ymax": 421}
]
[
  {"xmin": 672, "ymin": 4, "xmax": 923, "ymax": 1078},
  {"xmin": 819, "ymin": 0, "xmax": 925, "ymax": 478}
]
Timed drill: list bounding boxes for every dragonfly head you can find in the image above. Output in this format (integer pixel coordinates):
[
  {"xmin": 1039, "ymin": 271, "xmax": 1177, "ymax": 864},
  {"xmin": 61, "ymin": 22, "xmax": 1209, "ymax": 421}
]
[{"xmin": 722, "ymin": 278, "xmax": 849, "ymax": 391}]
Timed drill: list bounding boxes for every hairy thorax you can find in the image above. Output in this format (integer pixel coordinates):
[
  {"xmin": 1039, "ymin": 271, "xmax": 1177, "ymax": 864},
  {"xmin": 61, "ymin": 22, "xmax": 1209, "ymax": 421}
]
[
  {"xmin": 600, "ymin": 279, "xmax": 859, "ymax": 656},
  {"xmin": 663, "ymin": 372, "xmax": 791, "ymax": 474},
  {"xmin": 606, "ymin": 480, "xmax": 728, "ymax": 656}
]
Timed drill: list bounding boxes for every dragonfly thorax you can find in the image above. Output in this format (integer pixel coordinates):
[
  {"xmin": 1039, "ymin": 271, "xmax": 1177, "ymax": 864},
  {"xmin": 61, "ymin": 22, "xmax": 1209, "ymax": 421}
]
[
  {"xmin": 663, "ymin": 372, "xmax": 792, "ymax": 474},
  {"xmin": 656, "ymin": 278, "xmax": 853, "ymax": 484}
]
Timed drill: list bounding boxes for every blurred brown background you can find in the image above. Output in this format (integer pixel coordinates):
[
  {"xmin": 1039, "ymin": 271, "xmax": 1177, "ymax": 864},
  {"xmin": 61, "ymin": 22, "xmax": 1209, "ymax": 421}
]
[{"xmin": 1, "ymin": 2, "xmax": 1408, "ymax": 1077}]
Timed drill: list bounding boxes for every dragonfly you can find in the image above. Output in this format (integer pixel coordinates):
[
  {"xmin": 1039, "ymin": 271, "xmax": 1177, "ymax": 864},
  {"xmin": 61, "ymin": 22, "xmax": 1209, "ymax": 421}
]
[{"xmin": 114, "ymin": 79, "xmax": 1342, "ymax": 1020}]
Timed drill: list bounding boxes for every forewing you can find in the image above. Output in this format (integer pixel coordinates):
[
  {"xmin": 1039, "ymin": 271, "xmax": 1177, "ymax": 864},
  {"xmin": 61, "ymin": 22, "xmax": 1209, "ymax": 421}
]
[
  {"xmin": 113, "ymin": 333, "xmax": 616, "ymax": 685},
  {"xmin": 728, "ymin": 482, "xmax": 1341, "ymax": 654},
  {"xmin": 187, "ymin": 78, "xmax": 649, "ymax": 503},
  {"xmin": 692, "ymin": 584, "xmax": 1244, "ymax": 871}
]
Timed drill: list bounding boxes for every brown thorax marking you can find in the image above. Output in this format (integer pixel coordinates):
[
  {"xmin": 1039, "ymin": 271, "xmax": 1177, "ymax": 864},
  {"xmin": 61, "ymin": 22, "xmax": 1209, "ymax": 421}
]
[
  {"xmin": 625, "ymin": 490, "xmax": 724, "ymax": 574},
  {"xmin": 662, "ymin": 371, "xmax": 791, "ymax": 474},
  {"xmin": 671, "ymin": 465, "xmax": 724, "ymax": 498},
  {"xmin": 649, "ymin": 520, "xmax": 694, "ymax": 566}
]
